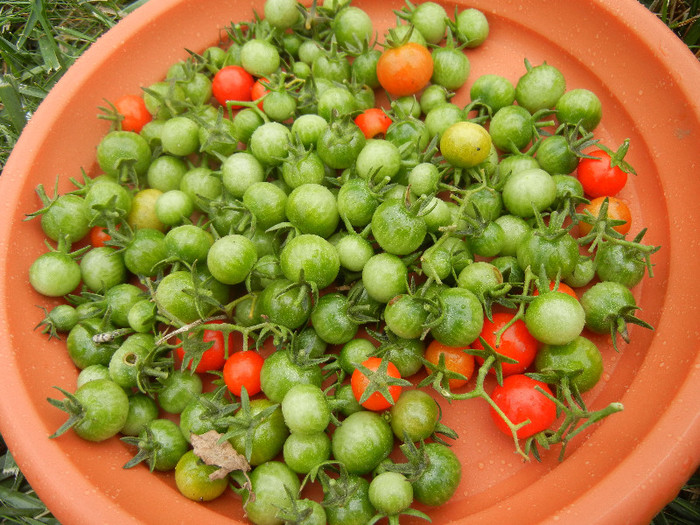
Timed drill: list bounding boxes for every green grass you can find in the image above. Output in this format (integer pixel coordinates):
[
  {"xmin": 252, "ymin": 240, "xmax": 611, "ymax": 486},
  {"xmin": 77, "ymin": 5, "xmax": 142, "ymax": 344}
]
[{"xmin": 0, "ymin": 0, "xmax": 699, "ymax": 523}]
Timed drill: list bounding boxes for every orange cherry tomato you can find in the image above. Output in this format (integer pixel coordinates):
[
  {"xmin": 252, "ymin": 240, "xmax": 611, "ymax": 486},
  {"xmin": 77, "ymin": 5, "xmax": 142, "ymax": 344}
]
[
  {"xmin": 376, "ymin": 42, "xmax": 433, "ymax": 97},
  {"xmin": 578, "ymin": 196, "xmax": 632, "ymax": 236},
  {"xmin": 423, "ymin": 340, "xmax": 475, "ymax": 389},
  {"xmin": 351, "ymin": 357, "xmax": 403, "ymax": 411}
]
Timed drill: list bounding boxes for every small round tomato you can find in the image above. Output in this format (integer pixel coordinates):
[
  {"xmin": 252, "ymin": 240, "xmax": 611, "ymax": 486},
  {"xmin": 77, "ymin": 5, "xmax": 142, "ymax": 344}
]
[
  {"xmin": 423, "ymin": 339, "xmax": 475, "ymax": 389},
  {"xmin": 472, "ymin": 312, "xmax": 539, "ymax": 376},
  {"xmin": 281, "ymin": 383, "xmax": 331, "ymax": 434},
  {"xmin": 175, "ymin": 320, "xmax": 236, "ymax": 373},
  {"xmin": 533, "ymin": 281, "xmax": 578, "ymax": 299},
  {"xmin": 525, "ymin": 291, "xmax": 585, "ymax": 346},
  {"xmin": 223, "ymin": 350, "xmax": 264, "ymax": 397},
  {"xmin": 369, "ymin": 472, "xmax": 414, "ymax": 517},
  {"xmin": 440, "ymin": 121, "xmax": 492, "ymax": 169},
  {"xmin": 578, "ymin": 196, "xmax": 632, "ymax": 236},
  {"xmin": 389, "ymin": 389, "xmax": 439, "ymax": 442},
  {"xmin": 490, "ymin": 374, "xmax": 557, "ymax": 439},
  {"xmin": 535, "ymin": 335, "xmax": 604, "ymax": 393},
  {"xmin": 412, "ymin": 442, "xmax": 462, "ymax": 506},
  {"xmin": 207, "ymin": 234, "xmax": 258, "ymax": 285},
  {"xmin": 29, "ymin": 251, "xmax": 81, "ymax": 298},
  {"xmin": 175, "ymin": 450, "xmax": 228, "ymax": 502},
  {"xmin": 354, "ymin": 108, "xmax": 392, "ymax": 139},
  {"xmin": 50, "ymin": 379, "xmax": 129, "ymax": 442},
  {"xmin": 212, "ymin": 65, "xmax": 255, "ymax": 108},
  {"xmin": 577, "ymin": 148, "xmax": 629, "ymax": 198},
  {"xmin": 250, "ymin": 77, "xmax": 269, "ymax": 109},
  {"xmin": 228, "ymin": 400, "xmax": 289, "ymax": 466},
  {"xmin": 376, "ymin": 42, "xmax": 433, "ymax": 97},
  {"xmin": 351, "ymin": 357, "xmax": 403, "ymax": 411},
  {"xmin": 331, "ymin": 410, "xmax": 394, "ymax": 475},
  {"xmin": 114, "ymin": 94, "xmax": 152, "ymax": 132}
]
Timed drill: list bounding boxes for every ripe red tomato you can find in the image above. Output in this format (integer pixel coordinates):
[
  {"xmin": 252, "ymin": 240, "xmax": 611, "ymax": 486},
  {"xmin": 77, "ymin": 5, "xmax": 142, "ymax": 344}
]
[
  {"xmin": 577, "ymin": 196, "xmax": 632, "ymax": 236},
  {"xmin": 114, "ymin": 94, "xmax": 152, "ymax": 133},
  {"xmin": 250, "ymin": 77, "xmax": 269, "ymax": 110},
  {"xmin": 175, "ymin": 320, "xmax": 235, "ymax": 373},
  {"xmin": 351, "ymin": 357, "xmax": 403, "ymax": 411},
  {"xmin": 533, "ymin": 281, "xmax": 578, "ymax": 299},
  {"xmin": 89, "ymin": 225, "xmax": 112, "ymax": 248},
  {"xmin": 376, "ymin": 42, "xmax": 433, "ymax": 97},
  {"xmin": 212, "ymin": 65, "xmax": 255, "ymax": 108},
  {"xmin": 577, "ymin": 149, "xmax": 628, "ymax": 198},
  {"xmin": 423, "ymin": 339, "xmax": 475, "ymax": 389},
  {"xmin": 472, "ymin": 312, "xmax": 539, "ymax": 377},
  {"xmin": 223, "ymin": 350, "xmax": 265, "ymax": 397},
  {"xmin": 489, "ymin": 374, "xmax": 557, "ymax": 439},
  {"xmin": 354, "ymin": 108, "xmax": 393, "ymax": 139}
]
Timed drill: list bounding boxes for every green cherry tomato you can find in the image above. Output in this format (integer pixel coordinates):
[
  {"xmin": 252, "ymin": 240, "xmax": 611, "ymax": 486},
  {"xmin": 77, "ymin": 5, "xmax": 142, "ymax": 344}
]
[
  {"xmin": 502, "ymin": 168, "xmax": 557, "ymax": 218},
  {"xmin": 412, "ymin": 442, "xmax": 462, "ymax": 506},
  {"xmin": 535, "ymin": 335, "xmax": 604, "ymax": 393},
  {"xmin": 207, "ymin": 234, "xmax": 258, "ymax": 285},
  {"xmin": 525, "ymin": 291, "xmax": 585, "ymax": 346},
  {"xmin": 283, "ymin": 431, "xmax": 332, "ymax": 474},
  {"xmin": 362, "ymin": 253, "xmax": 408, "ymax": 303},
  {"xmin": 175, "ymin": 450, "xmax": 228, "ymax": 502},
  {"xmin": 29, "ymin": 251, "xmax": 81, "ymax": 297},
  {"xmin": 369, "ymin": 472, "xmax": 413, "ymax": 516},
  {"xmin": 279, "ymin": 234, "xmax": 340, "ymax": 289},
  {"xmin": 245, "ymin": 461, "xmax": 300, "ymax": 525},
  {"xmin": 331, "ymin": 410, "xmax": 394, "ymax": 475},
  {"xmin": 51, "ymin": 379, "xmax": 129, "ymax": 442},
  {"xmin": 96, "ymin": 130, "xmax": 151, "ymax": 179},
  {"xmin": 285, "ymin": 183, "xmax": 339, "ymax": 238},
  {"xmin": 371, "ymin": 199, "xmax": 427, "ymax": 256},
  {"xmin": 556, "ymin": 88, "xmax": 602, "ymax": 131},
  {"xmin": 260, "ymin": 350, "xmax": 323, "ymax": 403},
  {"xmin": 228, "ymin": 399, "xmax": 289, "ymax": 466},
  {"xmin": 158, "ymin": 370, "xmax": 203, "ymax": 414},
  {"xmin": 431, "ymin": 287, "xmax": 484, "ymax": 347},
  {"xmin": 39, "ymin": 194, "xmax": 91, "ymax": 243},
  {"xmin": 281, "ymin": 383, "xmax": 331, "ymax": 434},
  {"xmin": 389, "ymin": 389, "xmax": 439, "ymax": 442},
  {"xmin": 121, "ymin": 393, "xmax": 159, "ymax": 437},
  {"xmin": 66, "ymin": 317, "xmax": 118, "ymax": 370},
  {"xmin": 515, "ymin": 61, "xmax": 566, "ymax": 113}
]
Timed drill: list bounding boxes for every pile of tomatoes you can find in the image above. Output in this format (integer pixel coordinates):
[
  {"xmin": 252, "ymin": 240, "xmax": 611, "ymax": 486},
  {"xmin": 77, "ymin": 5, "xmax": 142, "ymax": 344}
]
[{"xmin": 28, "ymin": 0, "xmax": 659, "ymax": 523}]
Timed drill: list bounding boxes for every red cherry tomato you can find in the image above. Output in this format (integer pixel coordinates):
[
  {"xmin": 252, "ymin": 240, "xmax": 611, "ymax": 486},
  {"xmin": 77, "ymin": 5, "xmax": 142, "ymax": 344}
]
[
  {"xmin": 490, "ymin": 374, "xmax": 557, "ymax": 439},
  {"xmin": 533, "ymin": 281, "xmax": 578, "ymax": 299},
  {"xmin": 354, "ymin": 108, "xmax": 393, "ymax": 139},
  {"xmin": 250, "ymin": 78, "xmax": 269, "ymax": 110},
  {"xmin": 223, "ymin": 350, "xmax": 265, "ymax": 397},
  {"xmin": 351, "ymin": 357, "xmax": 403, "ymax": 411},
  {"xmin": 577, "ymin": 146, "xmax": 631, "ymax": 198},
  {"xmin": 89, "ymin": 225, "xmax": 113, "ymax": 248},
  {"xmin": 114, "ymin": 94, "xmax": 152, "ymax": 133},
  {"xmin": 175, "ymin": 320, "xmax": 235, "ymax": 373},
  {"xmin": 473, "ymin": 312, "xmax": 539, "ymax": 377},
  {"xmin": 212, "ymin": 65, "xmax": 255, "ymax": 108}
]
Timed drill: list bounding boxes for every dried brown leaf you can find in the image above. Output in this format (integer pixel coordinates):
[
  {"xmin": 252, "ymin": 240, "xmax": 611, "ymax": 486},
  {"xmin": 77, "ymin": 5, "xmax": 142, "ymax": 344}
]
[{"xmin": 191, "ymin": 430, "xmax": 251, "ymax": 480}]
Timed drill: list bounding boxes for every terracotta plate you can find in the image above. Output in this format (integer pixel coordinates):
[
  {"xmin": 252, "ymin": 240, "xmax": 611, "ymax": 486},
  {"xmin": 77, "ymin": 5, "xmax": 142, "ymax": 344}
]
[{"xmin": 1, "ymin": 0, "xmax": 699, "ymax": 524}]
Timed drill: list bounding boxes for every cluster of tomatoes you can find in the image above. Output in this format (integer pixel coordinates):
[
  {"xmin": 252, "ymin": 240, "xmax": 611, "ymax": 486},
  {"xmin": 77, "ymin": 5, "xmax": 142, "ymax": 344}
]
[{"xmin": 28, "ymin": 0, "xmax": 658, "ymax": 523}]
